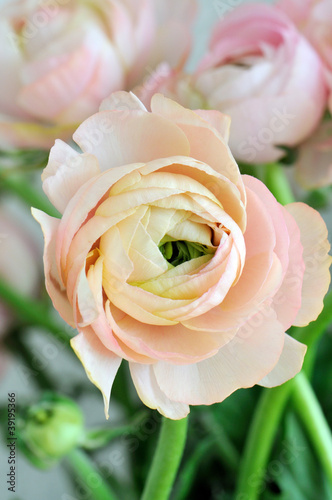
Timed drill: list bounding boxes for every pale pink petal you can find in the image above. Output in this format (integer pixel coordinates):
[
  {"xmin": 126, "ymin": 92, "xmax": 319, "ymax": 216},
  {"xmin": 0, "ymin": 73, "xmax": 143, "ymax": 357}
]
[
  {"xmin": 153, "ymin": 307, "xmax": 284, "ymax": 405},
  {"xmin": 42, "ymin": 140, "xmax": 100, "ymax": 214},
  {"xmin": 272, "ymin": 207, "xmax": 304, "ymax": 329},
  {"xmin": 107, "ymin": 305, "xmax": 227, "ymax": 364},
  {"xmin": 286, "ymin": 203, "xmax": 332, "ymax": 326},
  {"xmin": 194, "ymin": 109, "xmax": 231, "ymax": 143},
  {"xmin": 73, "ymin": 109, "xmax": 190, "ymax": 172},
  {"xmin": 220, "ymin": 181, "xmax": 278, "ymax": 311},
  {"xmin": 31, "ymin": 208, "xmax": 74, "ymax": 326},
  {"xmin": 259, "ymin": 334, "xmax": 306, "ymax": 387},
  {"xmin": 71, "ymin": 331, "xmax": 122, "ymax": 419},
  {"xmin": 129, "ymin": 363, "xmax": 189, "ymax": 419}
]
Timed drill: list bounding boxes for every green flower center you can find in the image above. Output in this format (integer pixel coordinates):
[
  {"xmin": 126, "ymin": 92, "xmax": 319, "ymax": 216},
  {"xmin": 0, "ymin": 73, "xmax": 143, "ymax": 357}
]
[{"xmin": 159, "ymin": 240, "xmax": 214, "ymax": 267}]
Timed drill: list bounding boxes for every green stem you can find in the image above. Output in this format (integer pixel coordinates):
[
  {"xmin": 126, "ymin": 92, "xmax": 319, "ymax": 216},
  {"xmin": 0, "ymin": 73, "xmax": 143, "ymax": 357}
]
[
  {"xmin": 264, "ymin": 162, "xmax": 295, "ymax": 205},
  {"xmin": 141, "ymin": 417, "xmax": 188, "ymax": 500},
  {"xmin": 235, "ymin": 380, "xmax": 294, "ymax": 500},
  {"xmin": 292, "ymin": 373, "xmax": 332, "ymax": 486},
  {"xmin": 0, "ymin": 173, "xmax": 60, "ymax": 218},
  {"xmin": 0, "ymin": 277, "xmax": 72, "ymax": 348},
  {"xmin": 66, "ymin": 449, "xmax": 117, "ymax": 500}
]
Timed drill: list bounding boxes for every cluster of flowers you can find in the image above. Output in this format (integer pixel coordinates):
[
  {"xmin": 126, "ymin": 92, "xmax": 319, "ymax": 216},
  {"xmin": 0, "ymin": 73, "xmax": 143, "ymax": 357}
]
[{"xmin": 1, "ymin": 0, "xmax": 331, "ymax": 419}]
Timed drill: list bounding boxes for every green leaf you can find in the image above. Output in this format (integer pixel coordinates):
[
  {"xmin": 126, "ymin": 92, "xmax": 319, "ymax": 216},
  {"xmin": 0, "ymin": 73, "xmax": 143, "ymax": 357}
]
[{"xmin": 262, "ymin": 412, "xmax": 332, "ymax": 500}]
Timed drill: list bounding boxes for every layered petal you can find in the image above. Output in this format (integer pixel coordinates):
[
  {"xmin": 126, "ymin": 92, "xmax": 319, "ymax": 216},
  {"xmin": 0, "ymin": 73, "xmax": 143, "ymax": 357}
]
[
  {"xmin": 286, "ymin": 203, "xmax": 332, "ymax": 326},
  {"xmin": 129, "ymin": 363, "xmax": 189, "ymax": 419},
  {"xmin": 259, "ymin": 334, "xmax": 306, "ymax": 387},
  {"xmin": 71, "ymin": 331, "xmax": 122, "ymax": 418},
  {"xmin": 154, "ymin": 307, "xmax": 285, "ymax": 405}
]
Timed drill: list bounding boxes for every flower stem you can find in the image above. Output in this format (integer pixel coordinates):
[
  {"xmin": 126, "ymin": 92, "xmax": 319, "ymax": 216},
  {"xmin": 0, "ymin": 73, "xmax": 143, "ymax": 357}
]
[
  {"xmin": 264, "ymin": 162, "xmax": 295, "ymax": 204},
  {"xmin": 0, "ymin": 277, "xmax": 72, "ymax": 348},
  {"xmin": 235, "ymin": 380, "xmax": 294, "ymax": 500},
  {"xmin": 292, "ymin": 373, "xmax": 332, "ymax": 486},
  {"xmin": 0, "ymin": 173, "xmax": 60, "ymax": 218},
  {"xmin": 141, "ymin": 416, "xmax": 188, "ymax": 500},
  {"xmin": 66, "ymin": 449, "xmax": 117, "ymax": 500}
]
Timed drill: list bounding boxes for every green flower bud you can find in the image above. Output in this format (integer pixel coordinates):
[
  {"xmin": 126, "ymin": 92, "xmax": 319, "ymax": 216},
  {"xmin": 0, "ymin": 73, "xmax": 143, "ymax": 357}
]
[{"xmin": 17, "ymin": 393, "xmax": 84, "ymax": 468}]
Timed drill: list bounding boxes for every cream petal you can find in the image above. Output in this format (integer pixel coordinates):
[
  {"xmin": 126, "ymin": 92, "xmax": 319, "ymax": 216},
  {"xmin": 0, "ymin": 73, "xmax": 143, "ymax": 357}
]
[
  {"xmin": 65, "ymin": 210, "xmax": 136, "ymax": 304},
  {"xmin": 129, "ymin": 363, "xmax": 189, "ymax": 419},
  {"xmin": 128, "ymin": 222, "xmax": 168, "ymax": 281},
  {"xmin": 166, "ymin": 218, "xmax": 214, "ymax": 246},
  {"xmin": 286, "ymin": 203, "xmax": 332, "ymax": 326},
  {"xmin": 145, "ymin": 206, "xmax": 179, "ymax": 245},
  {"xmin": 100, "ymin": 225, "xmax": 134, "ymax": 282},
  {"xmin": 71, "ymin": 331, "xmax": 122, "ymax": 419},
  {"xmin": 153, "ymin": 307, "xmax": 284, "ymax": 405},
  {"xmin": 259, "ymin": 334, "xmax": 306, "ymax": 387},
  {"xmin": 150, "ymin": 94, "xmax": 244, "ymax": 199},
  {"xmin": 82, "ymin": 257, "xmax": 153, "ymax": 363},
  {"xmin": 57, "ymin": 163, "xmax": 143, "ymax": 276},
  {"xmin": 76, "ymin": 267, "xmax": 99, "ymax": 327},
  {"xmin": 140, "ymin": 156, "xmax": 246, "ymax": 231}
]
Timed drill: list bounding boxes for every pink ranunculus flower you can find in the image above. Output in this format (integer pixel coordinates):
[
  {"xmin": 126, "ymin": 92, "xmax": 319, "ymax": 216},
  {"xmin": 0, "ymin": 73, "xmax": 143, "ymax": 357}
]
[
  {"xmin": 0, "ymin": 0, "xmax": 196, "ymax": 150},
  {"xmin": 277, "ymin": 0, "xmax": 332, "ymax": 113},
  {"xmin": 160, "ymin": 3, "xmax": 327, "ymax": 165},
  {"xmin": 33, "ymin": 92, "xmax": 331, "ymax": 420},
  {"xmin": 295, "ymin": 120, "xmax": 332, "ymax": 189}
]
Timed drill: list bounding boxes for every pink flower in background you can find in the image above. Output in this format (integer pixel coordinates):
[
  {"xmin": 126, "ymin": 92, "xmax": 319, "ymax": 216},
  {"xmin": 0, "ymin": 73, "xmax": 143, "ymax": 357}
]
[
  {"xmin": 0, "ymin": 205, "xmax": 41, "ymax": 372},
  {"xmin": 295, "ymin": 120, "xmax": 332, "ymax": 189},
  {"xmin": 143, "ymin": 4, "xmax": 327, "ymax": 165},
  {"xmin": 277, "ymin": 0, "xmax": 332, "ymax": 106},
  {"xmin": 0, "ymin": 0, "xmax": 196, "ymax": 150},
  {"xmin": 34, "ymin": 91, "xmax": 331, "ymax": 419}
]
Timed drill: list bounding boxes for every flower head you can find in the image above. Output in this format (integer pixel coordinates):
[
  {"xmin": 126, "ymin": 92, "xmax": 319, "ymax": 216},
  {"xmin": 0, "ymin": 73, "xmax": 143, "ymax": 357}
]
[{"xmin": 34, "ymin": 92, "xmax": 331, "ymax": 419}]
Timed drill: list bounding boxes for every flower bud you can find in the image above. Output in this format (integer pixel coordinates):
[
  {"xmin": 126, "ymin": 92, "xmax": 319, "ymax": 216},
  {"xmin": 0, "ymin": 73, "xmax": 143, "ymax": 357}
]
[{"xmin": 18, "ymin": 394, "xmax": 84, "ymax": 468}]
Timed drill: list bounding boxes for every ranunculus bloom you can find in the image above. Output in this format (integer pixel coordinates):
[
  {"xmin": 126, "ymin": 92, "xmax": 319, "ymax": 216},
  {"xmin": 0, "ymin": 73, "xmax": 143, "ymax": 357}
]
[
  {"xmin": 277, "ymin": 0, "xmax": 332, "ymax": 112},
  {"xmin": 0, "ymin": 0, "xmax": 196, "ymax": 150},
  {"xmin": 33, "ymin": 92, "xmax": 331, "ymax": 420},
  {"xmin": 295, "ymin": 120, "xmax": 332, "ymax": 189},
  {"xmin": 143, "ymin": 4, "xmax": 327, "ymax": 164}
]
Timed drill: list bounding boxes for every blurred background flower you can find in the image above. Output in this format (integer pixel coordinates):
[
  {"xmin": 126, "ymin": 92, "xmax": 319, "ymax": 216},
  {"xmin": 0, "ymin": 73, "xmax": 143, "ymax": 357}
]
[{"xmin": 0, "ymin": 0, "xmax": 196, "ymax": 150}]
